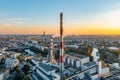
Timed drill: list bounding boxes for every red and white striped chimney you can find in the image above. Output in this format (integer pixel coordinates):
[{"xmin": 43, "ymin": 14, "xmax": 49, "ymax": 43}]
[{"xmin": 60, "ymin": 12, "xmax": 64, "ymax": 71}]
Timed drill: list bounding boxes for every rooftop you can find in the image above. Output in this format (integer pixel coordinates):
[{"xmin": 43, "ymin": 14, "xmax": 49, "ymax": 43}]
[
  {"xmin": 83, "ymin": 61, "xmax": 97, "ymax": 68},
  {"xmin": 36, "ymin": 67, "xmax": 53, "ymax": 79},
  {"xmin": 39, "ymin": 63, "xmax": 58, "ymax": 73},
  {"xmin": 66, "ymin": 52, "xmax": 87, "ymax": 59},
  {"xmin": 33, "ymin": 72, "xmax": 44, "ymax": 80}
]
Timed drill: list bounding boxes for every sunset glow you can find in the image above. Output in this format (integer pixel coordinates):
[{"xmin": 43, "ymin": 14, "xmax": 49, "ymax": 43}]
[{"xmin": 0, "ymin": 0, "xmax": 120, "ymax": 35}]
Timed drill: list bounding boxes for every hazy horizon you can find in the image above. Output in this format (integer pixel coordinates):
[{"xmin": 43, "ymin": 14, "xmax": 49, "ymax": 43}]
[{"xmin": 0, "ymin": 0, "xmax": 120, "ymax": 35}]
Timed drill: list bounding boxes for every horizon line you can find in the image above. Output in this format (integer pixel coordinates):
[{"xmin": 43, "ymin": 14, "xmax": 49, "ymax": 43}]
[{"xmin": 1, "ymin": 33, "xmax": 120, "ymax": 36}]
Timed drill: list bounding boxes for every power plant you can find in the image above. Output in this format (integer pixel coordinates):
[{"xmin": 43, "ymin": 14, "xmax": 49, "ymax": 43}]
[
  {"xmin": 0, "ymin": 0, "xmax": 119, "ymax": 79},
  {"xmin": 25, "ymin": 13, "xmax": 110, "ymax": 80}
]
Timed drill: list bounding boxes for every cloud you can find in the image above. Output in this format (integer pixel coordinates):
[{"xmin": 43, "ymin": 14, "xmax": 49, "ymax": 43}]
[
  {"xmin": 12, "ymin": 21, "xmax": 24, "ymax": 24},
  {"xmin": 79, "ymin": 9, "xmax": 120, "ymax": 28},
  {"xmin": 0, "ymin": 23, "xmax": 12, "ymax": 27},
  {"xmin": 6, "ymin": 18, "xmax": 24, "ymax": 24},
  {"xmin": 7, "ymin": 18, "xmax": 23, "ymax": 21},
  {"xmin": 0, "ymin": 18, "xmax": 24, "ymax": 27},
  {"xmin": 3, "ymin": 23, "xmax": 11, "ymax": 27},
  {"xmin": 102, "ymin": 10, "xmax": 120, "ymax": 27}
]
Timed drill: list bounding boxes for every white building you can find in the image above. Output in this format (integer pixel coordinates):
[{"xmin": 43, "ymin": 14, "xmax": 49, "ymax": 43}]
[
  {"xmin": 108, "ymin": 46, "xmax": 119, "ymax": 50},
  {"xmin": 0, "ymin": 69, "xmax": 9, "ymax": 80},
  {"xmin": 64, "ymin": 52, "xmax": 109, "ymax": 80},
  {"xmin": 111, "ymin": 63, "xmax": 119, "ymax": 69},
  {"xmin": 91, "ymin": 48, "xmax": 100, "ymax": 62},
  {"xmin": 12, "ymin": 52, "xmax": 21, "ymax": 58},
  {"xmin": 64, "ymin": 45, "xmax": 78, "ymax": 48},
  {"xmin": 31, "ymin": 63, "xmax": 60, "ymax": 80},
  {"xmin": 65, "ymin": 52, "xmax": 89, "ymax": 69}
]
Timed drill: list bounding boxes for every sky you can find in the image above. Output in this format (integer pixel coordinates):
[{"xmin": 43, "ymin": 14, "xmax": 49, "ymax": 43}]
[{"xmin": 0, "ymin": 0, "xmax": 120, "ymax": 35}]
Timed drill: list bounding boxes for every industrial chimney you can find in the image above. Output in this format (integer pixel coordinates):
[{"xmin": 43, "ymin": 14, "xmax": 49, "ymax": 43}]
[
  {"xmin": 60, "ymin": 12, "xmax": 64, "ymax": 72},
  {"xmin": 50, "ymin": 36, "xmax": 53, "ymax": 63}
]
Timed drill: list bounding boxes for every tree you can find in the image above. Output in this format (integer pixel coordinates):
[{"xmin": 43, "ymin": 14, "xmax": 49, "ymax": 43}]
[
  {"xmin": 15, "ymin": 66, "xmax": 29, "ymax": 80},
  {"xmin": 87, "ymin": 49, "xmax": 91, "ymax": 56},
  {"xmin": 103, "ymin": 53, "xmax": 107, "ymax": 59},
  {"xmin": 16, "ymin": 67, "xmax": 21, "ymax": 74},
  {"xmin": 90, "ymin": 56, "xmax": 94, "ymax": 61},
  {"xmin": 64, "ymin": 48, "xmax": 69, "ymax": 53},
  {"xmin": 86, "ymin": 46, "xmax": 92, "ymax": 57},
  {"xmin": 100, "ymin": 77, "xmax": 105, "ymax": 80},
  {"xmin": 17, "ymin": 55, "xmax": 23, "ymax": 62},
  {"xmin": 15, "ymin": 72, "xmax": 29, "ymax": 80},
  {"xmin": 22, "ymin": 64, "xmax": 30, "ymax": 74},
  {"xmin": 37, "ymin": 53, "xmax": 41, "ymax": 57},
  {"xmin": 24, "ymin": 75, "xmax": 29, "ymax": 80},
  {"xmin": 106, "ymin": 63, "xmax": 109, "ymax": 67},
  {"xmin": 0, "ymin": 58, "xmax": 5, "ymax": 64}
]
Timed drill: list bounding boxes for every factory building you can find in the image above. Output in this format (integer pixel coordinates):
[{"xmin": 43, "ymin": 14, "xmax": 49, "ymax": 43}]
[
  {"xmin": 28, "ymin": 13, "xmax": 110, "ymax": 80},
  {"xmin": 0, "ymin": 69, "xmax": 9, "ymax": 80},
  {"xmin": 30, "ymin": 63, "xmax": 60, "ymax": 80},
  {"xmin": 64, "ymin": 52, "xmax": 109, "ymax": 80},
  {"xmin": 5, "ymin": 58, "xmax": 19, "ymax": 70},
  {"xmin": 65, "ymin": 52, "xmax": 89, "ymax": 69},
  {"xmin": 64, "ymin": 52, "xmax": 98, "ymax": 80}
]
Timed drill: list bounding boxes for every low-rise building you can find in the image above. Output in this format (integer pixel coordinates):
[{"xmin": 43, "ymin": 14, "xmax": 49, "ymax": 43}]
[
  {"xmin": 0, "ymin": 69, "xmax": 9, "ymax": 80},
  {"xmin": 5, "ymin": 58, "xmax": 19, "ymax": 69}
]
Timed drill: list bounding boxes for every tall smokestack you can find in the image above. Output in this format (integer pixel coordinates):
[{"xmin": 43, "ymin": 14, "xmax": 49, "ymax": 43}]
[
  {"xmin": 43, "ymin": 31, "xmax": 46, "ymax": 47},
  {"xmin": 50, "ymin": 36, "xmax": 53, "ymax": 63},
  {"xmin": 43, "ymin": 31, "xmax": 45, "ymax": 41},
  {"xmin": 60, "ymin": 12, "xmax": 64, "ymax": 72},
  {"xmin": 44, "ymin": 31, "xmax": 45, "ymax": 36}
]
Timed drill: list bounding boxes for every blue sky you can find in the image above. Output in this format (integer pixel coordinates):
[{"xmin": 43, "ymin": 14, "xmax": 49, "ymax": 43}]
[{"xmin": 0, "ymin": 0, "xmax": 120, "ymax": 34}]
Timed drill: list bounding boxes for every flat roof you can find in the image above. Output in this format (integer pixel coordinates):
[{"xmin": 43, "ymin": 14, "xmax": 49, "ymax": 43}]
[
  {"xmin": 33, "ymin": 72, "xmax": 44, "ymax": 80},
  {"xmin": 83, "ymin": 62, "xmax": 97, "ymax": 68},
  {"xmin": 39, "ymin": 63, "xmax": 58, "ymax": 73},
  {"xmin": 66, "ymin": 52, "xmax": 87, "ymax": 59},
  {"xmin": 67, "ymin": 67, "xmax": 77, "ymax": 72},
  {"xmin": 37, "ymin": 66, "xmax": 54, "ymax": 80}
]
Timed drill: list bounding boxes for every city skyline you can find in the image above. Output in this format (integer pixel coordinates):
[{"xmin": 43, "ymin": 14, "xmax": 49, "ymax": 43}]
[{"xmin": 0, "ymin": 0, "xmax": 120, "ymax": 35}]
